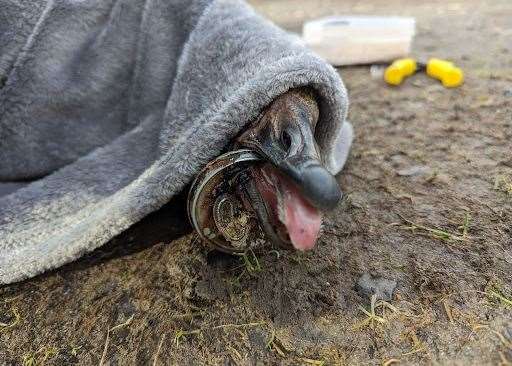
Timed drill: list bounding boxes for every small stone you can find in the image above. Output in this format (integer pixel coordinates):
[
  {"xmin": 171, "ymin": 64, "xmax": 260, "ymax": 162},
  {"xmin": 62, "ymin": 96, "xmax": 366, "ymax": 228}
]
[
  {"xmin": 356, "ymin": 273, "xmax": 397, "ymax": 301},
  {"xmin": 397, "ymin": 165, "xmax": 431, "ymax": 177},
  {"xmin": 247, "ymin": 329, "xmax": 267, "ymax": 350}
]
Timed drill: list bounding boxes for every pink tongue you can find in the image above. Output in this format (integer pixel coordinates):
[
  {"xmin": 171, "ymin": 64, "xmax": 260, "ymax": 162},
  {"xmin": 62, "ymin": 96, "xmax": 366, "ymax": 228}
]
[{"xmin": 280, "ymin": 175, "xmax": 322, "ymax": 251}]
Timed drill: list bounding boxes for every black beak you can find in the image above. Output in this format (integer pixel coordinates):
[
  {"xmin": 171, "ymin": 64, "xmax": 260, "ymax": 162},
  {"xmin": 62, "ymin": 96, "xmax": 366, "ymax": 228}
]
[
  {"xmin": 236, "ymin": 90, "xmax": 342, "ymax": 211},
  {"xmin": 279, "ymin": 154, "xmax": 341, "ymax": 211}
]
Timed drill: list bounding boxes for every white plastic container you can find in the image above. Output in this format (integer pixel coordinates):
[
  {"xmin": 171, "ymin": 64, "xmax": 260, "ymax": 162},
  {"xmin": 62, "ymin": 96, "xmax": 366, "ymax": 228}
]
[{"xmin": 302, "ymin": 16, "xmax": 416, "ymax": 66}]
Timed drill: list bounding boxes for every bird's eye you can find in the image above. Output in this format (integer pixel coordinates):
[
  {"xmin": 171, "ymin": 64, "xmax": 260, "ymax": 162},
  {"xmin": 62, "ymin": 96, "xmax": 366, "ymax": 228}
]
[{"xmin": 280, "ymin": 129, "xmax": 292, "ymax": 151}]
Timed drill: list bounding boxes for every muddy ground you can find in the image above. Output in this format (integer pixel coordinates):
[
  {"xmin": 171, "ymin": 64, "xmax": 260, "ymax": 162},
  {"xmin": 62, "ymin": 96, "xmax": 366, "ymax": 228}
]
[{"xmin": 1, "ymin": 0, "xmax": 511, "ymax": 365}]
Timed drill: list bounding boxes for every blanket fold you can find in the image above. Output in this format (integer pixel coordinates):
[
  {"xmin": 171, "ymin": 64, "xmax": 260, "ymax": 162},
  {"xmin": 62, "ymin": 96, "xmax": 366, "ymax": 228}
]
[{"xmin": 0, "ymin": 0, "xmax": 350, "ymax": 284}]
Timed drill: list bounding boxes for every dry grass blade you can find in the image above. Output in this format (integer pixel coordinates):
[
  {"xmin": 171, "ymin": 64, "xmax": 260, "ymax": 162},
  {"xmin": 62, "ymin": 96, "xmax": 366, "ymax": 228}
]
[
  {"xmin": 382, "ymin": 359, "xmax": 401, "ymax": 366},
  {"xmin": 22, "ymin": 347, "xmax": 58, "ymax": 366},
  {"xmin": 152, "ymin": 334, "xmax": 166, "ymax": 366},
  {"xmin": 299, "ymin": 358, "xmax": 326, "ymax": 365},
  {"xmin": 487, "ymin": 289, "xmax": 512, "ymax": 309},
  {"xmin": 354, "ymin": 295, "xmax": 387, "ymax": 330},
  {"xmin": 174, "ymin": 329, "xmax": 201, "ymax": 346},
  {"xmin": 397, "ymin": 214, "xmax": 467, "ymax": 242},
  {"xmin": 266, "ymin": 331, "xmax": 287, "ymax": 357},
  {"xmin": 443, "ymin": 300, "xmax": 455, "ymax": 324},
  {"xmin": 174, "ymin": 321, "xmax": 266, "ymax": 346},
  {"xmin": 242, "ymin": 249, "xmax": 262, "ymax": 274},
  {"xmin": 460, "ymin": 212, "xmax": 471, "ymax": 237},
  {"xmin": 212, "ymin": 321, "xmax": 266, "ymax": 330},
  {"xmin": 494, "ymin": 175, "xmax": 512, "ymax": 195},
  {"xmin": 99, "ymin": 315, "xmax": 134, "ymax": 366},
  {"xmin": 499, "ymin": 351, "xmax": 512, "ymax": 365}
]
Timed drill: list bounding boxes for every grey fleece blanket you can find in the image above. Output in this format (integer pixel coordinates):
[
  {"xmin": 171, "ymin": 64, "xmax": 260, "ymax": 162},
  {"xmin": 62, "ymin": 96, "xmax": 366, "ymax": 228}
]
[{"xmin": 0, "ymin": 0, "xmax": 351, "ymax": 284}]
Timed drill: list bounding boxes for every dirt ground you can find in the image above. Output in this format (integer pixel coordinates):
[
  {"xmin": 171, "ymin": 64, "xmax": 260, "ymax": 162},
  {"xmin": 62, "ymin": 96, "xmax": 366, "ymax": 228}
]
[{"xmin": 1, "ymin": 0, "xmax": 511, "ymax": 365}]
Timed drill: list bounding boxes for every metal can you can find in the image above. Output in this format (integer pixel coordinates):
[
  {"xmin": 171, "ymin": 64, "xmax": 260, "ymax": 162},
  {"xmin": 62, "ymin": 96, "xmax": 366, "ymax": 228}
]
[{"xmin": 187, "ymin": 149, "xmax": 266, "ymax": 254}]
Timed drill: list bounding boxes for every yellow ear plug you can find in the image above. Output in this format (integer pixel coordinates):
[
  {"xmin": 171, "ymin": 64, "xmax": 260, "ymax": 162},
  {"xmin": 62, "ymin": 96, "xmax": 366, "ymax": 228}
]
[
  {"xmin": 426, "ymin": 58, "xmax": 464, "ymax": 88},
  {"xmin": 384, "ymin": 58, "xmax": 418, "ymax": 86}
]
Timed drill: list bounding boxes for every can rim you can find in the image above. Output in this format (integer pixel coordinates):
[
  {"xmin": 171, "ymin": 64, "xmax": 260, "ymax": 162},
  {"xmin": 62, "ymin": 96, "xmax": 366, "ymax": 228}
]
[{"xmin": 187, "ymin": 149, "xmax": 262, "ymax": 252}]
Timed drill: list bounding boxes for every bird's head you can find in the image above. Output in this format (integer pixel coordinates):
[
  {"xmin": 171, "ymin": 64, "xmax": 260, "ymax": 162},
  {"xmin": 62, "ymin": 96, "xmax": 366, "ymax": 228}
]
[
  {"xmin": 188, "ymin": 88, "xmax": 342, "ymax": 253},
  {"xmin": 234, "ymin": 88, "xmax": 341, "ymax": 251}
]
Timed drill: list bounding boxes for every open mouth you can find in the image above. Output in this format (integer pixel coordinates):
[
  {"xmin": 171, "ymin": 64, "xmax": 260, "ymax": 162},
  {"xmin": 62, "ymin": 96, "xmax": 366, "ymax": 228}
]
[
  {"xmin": 188, "ymin": 149, "xmax": 330, "ymax": 253},
  {"xmin": 245, "ymin": 163, "xmax": 323, "ymax": 251}
]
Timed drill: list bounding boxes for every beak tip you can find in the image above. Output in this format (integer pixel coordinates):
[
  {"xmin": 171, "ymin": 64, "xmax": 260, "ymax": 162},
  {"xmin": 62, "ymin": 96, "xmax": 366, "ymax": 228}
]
[
  {"xmin": 321, "ymin": 182, "xmax": 342, "ymax": 211},
  {"xmin": 287, "ymin": 163, "xmax": 342, "ymax": 211}
]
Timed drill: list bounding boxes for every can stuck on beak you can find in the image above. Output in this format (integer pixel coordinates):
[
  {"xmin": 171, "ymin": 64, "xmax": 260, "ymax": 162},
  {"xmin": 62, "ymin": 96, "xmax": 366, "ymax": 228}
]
[{"xmin": 187, "ymin": 149, "xmax": 267, "ymax": 254}]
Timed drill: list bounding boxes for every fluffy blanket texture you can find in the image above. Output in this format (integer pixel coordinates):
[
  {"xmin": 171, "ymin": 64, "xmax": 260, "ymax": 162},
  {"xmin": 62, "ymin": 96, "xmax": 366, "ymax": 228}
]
[{"xmin": 0, "ymin": 0, "xmax": 351, "ymax": 284}]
